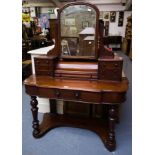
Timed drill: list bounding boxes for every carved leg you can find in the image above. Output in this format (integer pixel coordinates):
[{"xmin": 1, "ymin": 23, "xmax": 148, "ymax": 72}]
[
  {"xmin": 115, "ymin": 105, "xmax": 120, "ymax": 124},
  {"xmin": 30, "ymin": 96, "xmax": 40, "ymax": 137},
  {"xmin": 105, "ymin": 105, "xmax": 116, "ymax": 151}
]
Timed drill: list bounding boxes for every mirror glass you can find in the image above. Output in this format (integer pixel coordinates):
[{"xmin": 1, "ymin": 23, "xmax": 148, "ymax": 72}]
[{"xmin": 60, "ymin": 5, "xmax": 96, "ymax": 57}]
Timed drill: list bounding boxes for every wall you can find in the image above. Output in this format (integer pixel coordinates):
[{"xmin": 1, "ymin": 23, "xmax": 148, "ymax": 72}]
[
  {"xmin": 29, "ymin": 4, "xmax": 131, "ymax": 37},
  {"xmin": 109, "ymin": 11, "xmax": 131, "ymax": 37},
  {"xmin": 97, "ymin": 4, "xmax": 126, "ymax": 11},
  {"xmin": 97, "ymin": 4, "xmax": 131, "ymax": 38}
]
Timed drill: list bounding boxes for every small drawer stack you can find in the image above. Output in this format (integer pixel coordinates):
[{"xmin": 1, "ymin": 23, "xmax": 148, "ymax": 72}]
[
  {"xmin": 98, "ymin": 58, "xmax": 123, "ymax": 81},
  {"xmin": 34, "ymin": 57, "xmax": 56, "ymax": 76}
]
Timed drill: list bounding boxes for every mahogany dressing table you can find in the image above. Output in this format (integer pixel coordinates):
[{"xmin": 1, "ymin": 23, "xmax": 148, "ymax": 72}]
[{"xmin": 24, "ymin": 2, "xmax": 128, "ymax": 152}]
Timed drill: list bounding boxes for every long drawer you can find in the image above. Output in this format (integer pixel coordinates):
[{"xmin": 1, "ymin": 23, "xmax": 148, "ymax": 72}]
[
  {"xmin": 38, "ymin": 88, "xmax": 101, "ymax": 103},
  {"xmin": 25, "ymin": 85, "xmax": 126, "ymax": 104}
]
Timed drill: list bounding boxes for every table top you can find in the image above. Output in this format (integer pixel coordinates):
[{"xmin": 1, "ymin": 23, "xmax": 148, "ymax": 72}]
[{"xmin": 24, "ymin": 75, "xmax": 128, "ymax": 93}]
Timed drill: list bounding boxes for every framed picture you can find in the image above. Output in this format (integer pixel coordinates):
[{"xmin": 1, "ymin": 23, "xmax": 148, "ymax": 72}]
[
  {"xmin": 82, "ymin": 21, "xmax": 89, "ymax": 29},
  {"xmin": 105, "ymin": 21, "xmax": 109, "ymax": 36},
  {"xmin": 103, "ymin": 12, "xmax": 110, "ymax": 21},
  {"xmin": 110, "ymin": 11, "xmax": 116, "ymax": 22},
  {"xmin": 65, "ymin": 18, "xmax": 75, "ymax": 26},
  {"xmin": 40, "ymin": 13, "xmax": 50, "ymax": 29},
  {"xmin": 118, "ymin": 11, "xmax": 124, "ymax": 27}
]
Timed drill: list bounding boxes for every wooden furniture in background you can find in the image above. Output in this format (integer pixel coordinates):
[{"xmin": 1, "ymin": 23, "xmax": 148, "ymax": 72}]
[
  {"xmin": 24, "ymin": 2, "xmax": 128, "ymax": 152},
  {"xmin": 79, "ymin": 28, "xmax": 95, "ymax": 56},
  {"xmin": 22, "ymin": 40, "xmax": 31, "ymax": 61},
  {"xmin": 125, "ymin": 15, "xmax": 132, "ymax": 57},
  {"xmin": 22, "ymin": 60, "xmax": 32, "ymax": 81}
]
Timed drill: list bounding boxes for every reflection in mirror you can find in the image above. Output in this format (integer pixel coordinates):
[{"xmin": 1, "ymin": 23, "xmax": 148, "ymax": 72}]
[{"xmin": 60, "ymin": 5, "xmax": 96, "ymax": 57}]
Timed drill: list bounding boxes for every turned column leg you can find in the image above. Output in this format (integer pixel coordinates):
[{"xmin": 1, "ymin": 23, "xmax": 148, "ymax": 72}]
[
  {"xmin": 106, "ymin": 105, "xmax": 116, "ymax": 151},
  {"xmin": 30, "ymin": 96, "xmax": 40, "ymax": 137}
]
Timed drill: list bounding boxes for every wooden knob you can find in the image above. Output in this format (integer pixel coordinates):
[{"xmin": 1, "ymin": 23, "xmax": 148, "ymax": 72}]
[
  {"xmin": 36, "ymin": 61, "xmax": 40, "ymax": 64},
  {"xmin": 56, "ymin": 91, "xmax": 60, "ymax": 97},
  {"xmin": 75, "ymin": 92, "xmax": 80, "ymax": 99},
  {"xmin": 114, "ymin": 63, "xmax": 118, "ymax": 67}
]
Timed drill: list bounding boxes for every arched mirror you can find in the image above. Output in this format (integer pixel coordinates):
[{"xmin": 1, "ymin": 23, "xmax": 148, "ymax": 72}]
[{"xmin": 59, "ymin": 3, "xmax": 99, "ymax": 59}]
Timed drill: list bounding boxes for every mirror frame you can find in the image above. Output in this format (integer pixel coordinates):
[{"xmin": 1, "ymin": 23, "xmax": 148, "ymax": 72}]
[{"xmin": 58, "ymin": 2, "xmax": 99, "ymax": 60}]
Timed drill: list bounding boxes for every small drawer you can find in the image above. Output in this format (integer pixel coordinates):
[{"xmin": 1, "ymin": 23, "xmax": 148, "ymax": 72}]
[
  {"xmin": 80, "ymin": 91, "xmax": 101, "ymax": 103},
  {"xmin": 99, "ymin": 69, "xmax": 122, "ymax": 81},
  {"xmin": 99, "ymin": 61, "xmax": 122, "ymax": 69},
  {"xmin": 54, "ymin": 89, "xmax": 81, "ymax": 101},
  {"xmin": 38, "ymin": 88, "xmax": 55, "ymax": 98},
  {"xmin": 35, "ymin": 70, "xmax": 52, "ymax": 76},
  {"xmin": 35, "ymin": 65, "xmax": 50, "ymax": 71},
  {"xmin": 34, "ymin": 58, "xmax": 52, "ymax": 66}
]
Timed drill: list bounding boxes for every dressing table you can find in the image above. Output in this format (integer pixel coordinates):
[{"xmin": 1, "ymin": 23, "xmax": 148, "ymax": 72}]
[{"xmin": 24, "ymin": 2, "xmax": 128, "ymax": 152}]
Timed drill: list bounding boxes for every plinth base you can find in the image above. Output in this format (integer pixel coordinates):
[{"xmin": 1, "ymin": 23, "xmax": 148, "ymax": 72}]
[{"xmin": 33, "ymin": 113, "xmax": 115, "ymax": 151}]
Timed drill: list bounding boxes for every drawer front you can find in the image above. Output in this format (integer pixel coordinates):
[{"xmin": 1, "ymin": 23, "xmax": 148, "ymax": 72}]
[
  {"xmin": 80, "ymin": 92, "xmax": 101, "ymax": 103},
  {"xmin": 35, "ymin": 65, "xmax": 51, "ymax": 70},
  {"xmin": 38, "ymin": 88, "xmax": 101, "ymax": 103},
  {"xmin": 35, "ymin": 70, "xmax": 53, "ymax": 76},
  {"xmin": 39, "ymin": 88, "xmax": 55, "ymax": 98},
  {"xmin": 53, "ymin": 89, "xmax": 81, "ymax": 101},
  {"xmin": 99, "ymin": 61, "xmax": 122, "ymax": 69},
  {"xmin": 34, "ymin": 57, "xmax": 55, "ymax": 76},
  {"xmin": 98, "ymin": 60, "xmax": 123, "ymax": 81},
  {"xmin": 99, "ymin": 68, "xmax": 122, "ymax": 81},
  {"xmin": 34, "ymin": 58, "xmax": 52, "ymax": 66}
]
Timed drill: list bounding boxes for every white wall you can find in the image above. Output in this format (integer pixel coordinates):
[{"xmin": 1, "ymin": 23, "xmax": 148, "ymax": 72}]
[
  {"xmin": 109, "ymin": 11, "xmax": 131, "ymax": 37},
  {"xmin": 97, "ymin": 4, "xmax": 126, "ymax": 11},
  {"xmin": 40, "ymin": 7, "xmax": 52, "ymax": 13},
  {"xmin": 97, "ymin": 4, "xmax": 131, "ymax": 38}
]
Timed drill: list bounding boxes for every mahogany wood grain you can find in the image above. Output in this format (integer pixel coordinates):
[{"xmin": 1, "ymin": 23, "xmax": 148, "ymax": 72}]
[
  {"xmin": 34, "ymin": 113, "xmax": 109, "ymax": 148},
  {"xmin": 24, "ymin": 75, "xmax": 128, "ymax": 93},
  {"xmin": 24, "ymin": 2, "xmax": 129, "ymax": 152}
]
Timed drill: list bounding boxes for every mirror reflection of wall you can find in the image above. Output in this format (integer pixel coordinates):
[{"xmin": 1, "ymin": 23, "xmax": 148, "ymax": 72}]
[{"xmin": 60, "ymin": 5, "xmax": 97, "ymax": 57}]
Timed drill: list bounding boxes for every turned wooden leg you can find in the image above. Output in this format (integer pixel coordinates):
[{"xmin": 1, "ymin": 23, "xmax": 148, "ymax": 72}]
[
  {"xmin": 106, "ymin": 105, "xmax": 116, "ymax": 151},
  {"xmin": 30, "ymin": 96, "xmax": 40, "ymax": 137},
  {"xmin": 115, "ymin": 105, "xmax": 120, "ymax": 124}
]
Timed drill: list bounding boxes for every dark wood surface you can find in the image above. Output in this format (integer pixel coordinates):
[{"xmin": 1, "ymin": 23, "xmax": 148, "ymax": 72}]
[
  {"xmin": 33, "ymin": 113, "xmax": 109, "ymax": 147},
  {"xmin": 24, "ymin": 2, "xmax": 129, "ymax": 152},
  {"xmin": 24, "ymin": 75, "xmax": 128, "ymax": 93}
]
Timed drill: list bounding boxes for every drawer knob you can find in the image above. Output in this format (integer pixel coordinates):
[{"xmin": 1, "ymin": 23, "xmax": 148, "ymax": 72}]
[
  {"xmin": 114, "ymin": 63, "xmax": 118, "ymax": 67},
  {"xmin": 75, "ymin": 92, "xmax": 80, "ymax": 99},
  {"xmin": 56, "ymin": 91, "xmax": 60, "ymax": 97}
]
